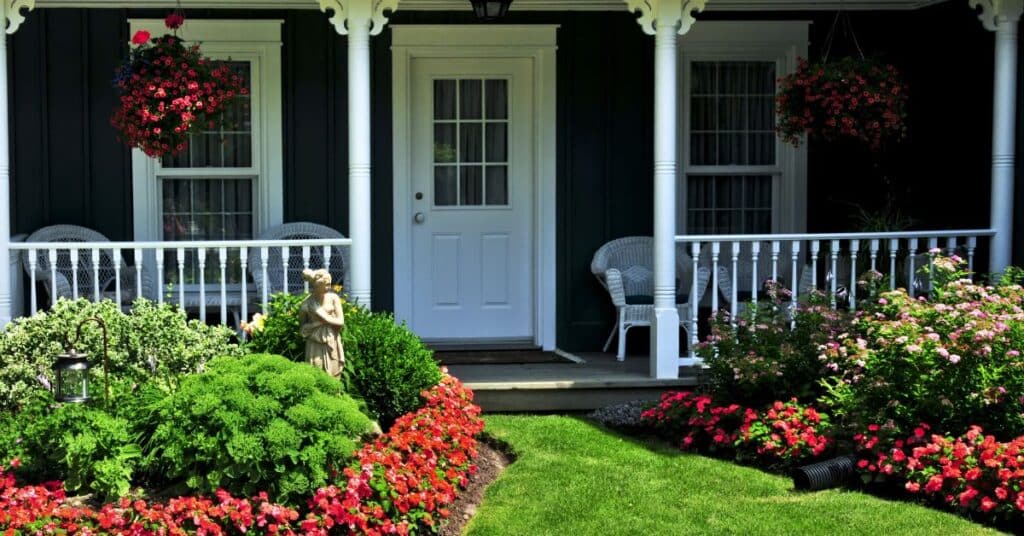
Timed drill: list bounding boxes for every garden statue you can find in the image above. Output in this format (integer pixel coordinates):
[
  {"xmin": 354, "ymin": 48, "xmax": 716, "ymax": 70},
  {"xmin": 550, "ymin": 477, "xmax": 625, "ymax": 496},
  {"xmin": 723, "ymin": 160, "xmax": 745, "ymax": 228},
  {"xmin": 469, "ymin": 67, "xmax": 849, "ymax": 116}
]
[{"xmin": 299, "ymin": 268, "xmax": 345, "ymax": 377}]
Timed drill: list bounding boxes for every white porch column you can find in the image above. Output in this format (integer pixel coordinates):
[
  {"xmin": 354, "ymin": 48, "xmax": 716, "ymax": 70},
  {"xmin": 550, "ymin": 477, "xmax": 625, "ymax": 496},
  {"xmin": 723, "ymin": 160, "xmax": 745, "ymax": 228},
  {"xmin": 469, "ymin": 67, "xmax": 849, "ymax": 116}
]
[
  {"xmin": 1, "ymin": 1, "xmax": 35, "ymax": 326},
  {"xmin": 973, "ymin": 0, "xmax": 1023, "ymax": 272},
  {"xmin": 320, "ymin": 0, "xmax": 398, "ymax": 309},
  {"xmin": 625, "ymin": 0, "xmax": 705, "ymax": 379}
]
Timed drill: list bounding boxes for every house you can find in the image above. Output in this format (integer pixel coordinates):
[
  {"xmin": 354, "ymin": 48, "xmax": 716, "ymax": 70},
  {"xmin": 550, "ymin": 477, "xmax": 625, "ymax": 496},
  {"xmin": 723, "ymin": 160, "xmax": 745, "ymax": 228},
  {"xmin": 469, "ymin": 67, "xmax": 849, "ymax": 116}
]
[{"xmin": 0, "ymin": 0, "xmax": 1018, "ymax": 383}]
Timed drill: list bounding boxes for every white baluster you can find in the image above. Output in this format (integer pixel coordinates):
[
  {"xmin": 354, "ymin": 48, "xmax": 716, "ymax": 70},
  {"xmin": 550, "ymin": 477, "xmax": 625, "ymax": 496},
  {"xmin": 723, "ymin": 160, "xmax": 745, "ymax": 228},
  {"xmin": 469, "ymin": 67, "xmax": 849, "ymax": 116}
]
[
  {"xmin": 302, "ymin": 246, "xmax": 311, "ymax": 293},
  {"xmin": 198, "ymin": 247, "xmax": 207, "ymax": 322},
  {"xmin": 711, "ymin": 242, "xmax": 720, "ymax": 313},
  {"xmin": 219, "ymin": 247, "xmax": 228, "ymax": 326},
  {"xmin": 323, "ymin": 245, "xmax": 332, "ymax": 277},
  {"xmin": 830, "ymin": 240, "xmax": 839, "ymax": 309},
  {"xmin": 28, "ymin": 248, "xmax": 37, "ymax": 314},
  {"xmin": 850, "ymin": 239, "xmax": 860, "ymax": 311},
  {"xmin": 790, "ymin": 240, "xmax": 800, "ymax": 298},
  {"xmin": 690, "ymin": 242, "xmax": 700, "ymax": 353},
  {"xmin": 281, "ymin": 246, "xmax": 290, "ymax": 293},
  {"xmin": 91, "ymin": 249, "xmax": 101, "ymax": 302},
  {"xmin": 927, "ymin": 238, "xmax": 938, "ymax": 293},
  {"xmin": 908, "ymin": 238, "xmax": 919, "ymax": 298},
  {"xmin": 751, "ymin": 242, "xmax": 761, "ymax": 304},
  {"xmin": 869, "ymin": 239, "xmax": 879, "ymax": 272},
  {"xmin": 967, "ymin": 236, "xmax": 978, "ymax": 274},
  {"xmin": 730, "ymin": 242, "xmax": 740, "ymax": 320},
  {"xmin": 113, "ymin": 248, "xmax": 122, "ymax": 307},
  {"xmin": 946, "ymin": 236, "xmax": 957, "ymax": 256},
  {"xmin": 70, "ymin": 249, "xmax": 80, "ymax": 299},
  {"xmin": 156, "ymin": 248, "xmax": 165, "ymax": 304},
  {"xmin": 48, "ymin": 249, "xmax": 58, "ymax": 308},
  {"xmin": 889, "ymin": 239, "xmax": 899, "ymax": 291},
  {"xmin": 771, "ymin": 241, "xmax": 780, "ymax": 282},
  {"xmin": 240, "ymin": 248, "xmax": 249, "ymax": 333},
  {"xmin": 177, "ymin": 247, "xmax": 186, "ymax": 311},
  {"xmin": 260, "ymin": 246, "xmax": 270, "ymax": 312},
  {"xmin": 810, "ymin": 240, "xmax": 820, "ymax": 290},
  {"xmin": 134, "ymin": 249, "xmax": 143, "ymax": 302}
]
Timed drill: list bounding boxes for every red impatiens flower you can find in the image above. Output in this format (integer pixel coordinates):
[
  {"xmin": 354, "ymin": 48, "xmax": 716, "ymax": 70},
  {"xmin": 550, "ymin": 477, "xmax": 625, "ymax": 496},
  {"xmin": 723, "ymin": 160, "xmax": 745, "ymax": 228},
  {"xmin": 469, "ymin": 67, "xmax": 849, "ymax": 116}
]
[{"xmin": 131, "ymin": 30, "xmax": 151, "ymax": 45}]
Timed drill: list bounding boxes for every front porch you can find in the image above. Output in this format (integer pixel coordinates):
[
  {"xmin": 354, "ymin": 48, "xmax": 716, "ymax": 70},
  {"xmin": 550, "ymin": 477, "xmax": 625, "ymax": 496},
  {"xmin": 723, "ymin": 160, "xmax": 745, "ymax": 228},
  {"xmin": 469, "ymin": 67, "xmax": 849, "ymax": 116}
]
[{"xmin": 0, "ymin": 0, "xmax": 1021, "ymax": 383}]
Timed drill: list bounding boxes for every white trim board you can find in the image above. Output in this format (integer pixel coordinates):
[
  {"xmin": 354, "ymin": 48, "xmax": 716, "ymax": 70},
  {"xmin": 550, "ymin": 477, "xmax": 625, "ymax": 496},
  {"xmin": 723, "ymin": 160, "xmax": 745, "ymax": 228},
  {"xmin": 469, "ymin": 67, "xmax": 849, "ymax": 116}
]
[
  {"xmin": 391, "ymin": 24, "xmax": 558, "ymax": 351},
  {"xmin": 36, "ymin": 0, "xmax": 950, "ymax": 10}
]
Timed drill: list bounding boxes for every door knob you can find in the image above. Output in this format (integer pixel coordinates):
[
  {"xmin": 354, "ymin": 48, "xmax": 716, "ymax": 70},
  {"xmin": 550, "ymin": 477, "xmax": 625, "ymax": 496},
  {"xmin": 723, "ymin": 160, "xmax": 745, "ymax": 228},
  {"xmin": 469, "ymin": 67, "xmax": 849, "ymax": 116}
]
[{"xmin": 414, "ymin": 212, "xmax": 426, "ymax": 224}]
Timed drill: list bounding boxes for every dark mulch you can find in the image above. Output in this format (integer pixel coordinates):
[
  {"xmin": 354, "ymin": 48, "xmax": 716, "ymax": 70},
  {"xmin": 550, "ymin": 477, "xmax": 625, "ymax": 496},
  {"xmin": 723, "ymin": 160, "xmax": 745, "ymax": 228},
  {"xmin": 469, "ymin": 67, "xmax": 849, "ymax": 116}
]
[{"xmin": 440, "ymin": 438, "xmax": 513, "ymax": 536}]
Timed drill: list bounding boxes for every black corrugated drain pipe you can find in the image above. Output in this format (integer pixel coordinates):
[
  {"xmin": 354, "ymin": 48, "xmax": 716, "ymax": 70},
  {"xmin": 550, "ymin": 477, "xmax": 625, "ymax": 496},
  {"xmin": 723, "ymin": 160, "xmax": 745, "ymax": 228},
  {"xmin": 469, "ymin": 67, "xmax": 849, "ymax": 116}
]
[{"xmin": 792, "ymin": 454, "xmax": 858, "ymax": 491}]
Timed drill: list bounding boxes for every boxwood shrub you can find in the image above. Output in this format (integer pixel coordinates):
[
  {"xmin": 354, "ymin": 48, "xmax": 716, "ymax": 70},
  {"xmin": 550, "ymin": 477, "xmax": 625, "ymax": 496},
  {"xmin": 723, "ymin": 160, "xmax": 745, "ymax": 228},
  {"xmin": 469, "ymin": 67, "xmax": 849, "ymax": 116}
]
[{"xmin": 142, "ymin": 354, "xmax": 375, "ymax": 503}]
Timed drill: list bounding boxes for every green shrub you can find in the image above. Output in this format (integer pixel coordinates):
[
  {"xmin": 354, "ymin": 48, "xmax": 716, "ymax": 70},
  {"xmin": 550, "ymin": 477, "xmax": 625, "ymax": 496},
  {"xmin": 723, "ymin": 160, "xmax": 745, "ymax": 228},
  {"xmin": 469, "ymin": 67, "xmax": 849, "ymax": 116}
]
[
  {"xmin": 244, "ymin": 293, "xmax": 305, "ymax": 362},
  {"xmin": 698, "ymin": 282, "xmax": 853, "ymax": 407},
  {"xmin": 0, "ymin": 393, "xmax": 141, "ymax": 501},
  {"xmin": 342, "ymin": 306, "xmax": 442, "ymax": 427},
  {"xmin": 0, "ymin": 298, "xmax": 242, "ymax": 412},
  {"xmin": 143, "ymin": 354, "xmax": 375, "ymax": 503}
]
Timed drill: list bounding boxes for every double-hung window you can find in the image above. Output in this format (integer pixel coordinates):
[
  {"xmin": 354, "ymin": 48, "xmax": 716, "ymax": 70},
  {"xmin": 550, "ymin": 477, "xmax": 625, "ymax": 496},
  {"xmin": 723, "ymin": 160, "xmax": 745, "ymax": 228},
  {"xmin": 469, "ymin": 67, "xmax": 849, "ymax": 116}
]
[
  {"xmin": 130, "ymin": 20, "xmax": 283, "ymax": 287},
  {"xmin": 679, "ymin": 22, "xmax": 809, "ymax": 235}
]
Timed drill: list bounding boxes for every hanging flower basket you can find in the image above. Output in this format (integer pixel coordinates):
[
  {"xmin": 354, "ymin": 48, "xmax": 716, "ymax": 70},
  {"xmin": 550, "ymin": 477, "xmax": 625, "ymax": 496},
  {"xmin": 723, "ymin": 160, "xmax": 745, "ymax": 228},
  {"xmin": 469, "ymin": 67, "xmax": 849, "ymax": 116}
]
[
  {"xmin": 776, "ymin": 57, "xmax": 908, "ymax": 150},
  {"xmin": 111, "ymin": 15, "xmax": 247, "ymax": 159}
]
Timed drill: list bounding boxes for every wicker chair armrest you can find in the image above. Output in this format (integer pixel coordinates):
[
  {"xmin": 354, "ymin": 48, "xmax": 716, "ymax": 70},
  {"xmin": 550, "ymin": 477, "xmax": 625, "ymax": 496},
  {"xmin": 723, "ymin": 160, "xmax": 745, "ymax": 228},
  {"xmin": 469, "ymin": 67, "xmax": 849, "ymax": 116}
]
[
  {"xmin": 604, "ymin": 268, "xmax": 627, "ymax": 307},
  {"xmin": 37, "ymin": 270, "xmax": 73, "ymax": 303}
]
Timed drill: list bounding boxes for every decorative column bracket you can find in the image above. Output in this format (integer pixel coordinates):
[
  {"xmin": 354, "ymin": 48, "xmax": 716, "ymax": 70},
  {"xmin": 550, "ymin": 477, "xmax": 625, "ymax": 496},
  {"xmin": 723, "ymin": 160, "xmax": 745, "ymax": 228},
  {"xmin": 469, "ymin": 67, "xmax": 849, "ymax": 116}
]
[
  {"xmin": 5, "ymin": 0, "xmax": 34, "ymax": 35},
  {"xmin": 319, "ymin": 0, "xmax": 398, "ymax": 36},
  {"xmin": 624, "ymin": 0, "xmax": 707, "ymax": 36},
  {"xmin": 970, "ymin": 0, "xmax": 1024, "ymax": 32}
]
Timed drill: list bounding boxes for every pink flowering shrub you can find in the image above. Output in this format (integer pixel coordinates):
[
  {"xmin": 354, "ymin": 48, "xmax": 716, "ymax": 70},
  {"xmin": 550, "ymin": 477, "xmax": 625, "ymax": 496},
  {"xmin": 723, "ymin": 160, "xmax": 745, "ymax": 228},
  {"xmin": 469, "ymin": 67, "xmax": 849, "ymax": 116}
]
[
  {"xmin": 820, "ymin": 254, "xmax": 1024, "ymax": 438},
  {"xmin": 854, "ymin": 423, "xmax": 1024, "ymax": 519},
  {"xmin": 699, "ymin": 282, "xmax": 854, "ymax": 407},
  {"xmin": 641, "ymin": 391, "xmax": 832, "ymax": 467}
]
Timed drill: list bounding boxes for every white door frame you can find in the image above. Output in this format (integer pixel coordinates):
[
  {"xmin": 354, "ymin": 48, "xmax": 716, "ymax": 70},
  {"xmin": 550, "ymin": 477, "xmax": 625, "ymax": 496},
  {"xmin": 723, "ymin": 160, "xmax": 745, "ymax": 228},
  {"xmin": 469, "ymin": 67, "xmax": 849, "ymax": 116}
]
[{"xmin": 391, "ymin": 25, "xmax": 558, "ymax": 350}]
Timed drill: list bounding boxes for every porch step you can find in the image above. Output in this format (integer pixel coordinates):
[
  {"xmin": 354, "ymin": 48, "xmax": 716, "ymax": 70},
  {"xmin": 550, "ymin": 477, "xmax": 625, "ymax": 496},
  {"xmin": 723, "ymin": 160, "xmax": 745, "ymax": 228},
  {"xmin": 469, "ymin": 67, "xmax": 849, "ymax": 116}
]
[{"xmin": 466, "ymin": 376, "xmax": 701, "ymax": 412}]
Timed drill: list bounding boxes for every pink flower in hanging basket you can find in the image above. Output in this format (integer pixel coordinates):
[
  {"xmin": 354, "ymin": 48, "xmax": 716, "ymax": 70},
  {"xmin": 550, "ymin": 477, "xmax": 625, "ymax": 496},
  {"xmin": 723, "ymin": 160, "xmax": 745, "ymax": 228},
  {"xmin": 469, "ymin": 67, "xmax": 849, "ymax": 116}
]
[{"xmin": 165, "ymin": 13, "xmax": 186, "ymax": 30}]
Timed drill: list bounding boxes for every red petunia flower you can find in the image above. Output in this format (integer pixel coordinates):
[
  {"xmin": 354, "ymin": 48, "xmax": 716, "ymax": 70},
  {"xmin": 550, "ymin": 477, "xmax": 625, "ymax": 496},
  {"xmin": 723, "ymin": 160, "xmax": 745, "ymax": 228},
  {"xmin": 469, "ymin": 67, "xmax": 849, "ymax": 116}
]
[
  {"xmin": 131, "ymin": 30, "xmax": 151, "ymax": 45},
  {"xmin": 165, "ymin": 13, "xmax": 185, "ymax": 30}
]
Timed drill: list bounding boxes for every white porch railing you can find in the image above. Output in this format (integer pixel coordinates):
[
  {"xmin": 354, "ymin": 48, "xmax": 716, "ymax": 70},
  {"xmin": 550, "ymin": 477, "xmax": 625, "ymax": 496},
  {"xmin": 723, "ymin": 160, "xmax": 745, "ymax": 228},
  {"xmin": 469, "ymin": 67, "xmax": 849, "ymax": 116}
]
[
  {"xmin": 676, "ymin": 229, "xmax": 997, "ymax": 358},
  {"xmin": 10, "ymin": 238, "xmax": 353, "ymax": 328}
]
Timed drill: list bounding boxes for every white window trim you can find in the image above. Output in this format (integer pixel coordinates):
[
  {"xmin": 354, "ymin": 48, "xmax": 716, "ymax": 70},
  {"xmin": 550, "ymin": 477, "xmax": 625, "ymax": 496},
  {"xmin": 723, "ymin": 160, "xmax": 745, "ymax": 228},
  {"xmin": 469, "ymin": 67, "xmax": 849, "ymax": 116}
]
[
  {"xmin": 391, "ymin": 25, "xmax": 558, "ymax": 351},
  {"xmin": 129, "ymin": 19, "xmax": 284, "ymax": 242},
  {"xmin": 678, "ymin": 21, "xmax": 809, "ymax": 234}
]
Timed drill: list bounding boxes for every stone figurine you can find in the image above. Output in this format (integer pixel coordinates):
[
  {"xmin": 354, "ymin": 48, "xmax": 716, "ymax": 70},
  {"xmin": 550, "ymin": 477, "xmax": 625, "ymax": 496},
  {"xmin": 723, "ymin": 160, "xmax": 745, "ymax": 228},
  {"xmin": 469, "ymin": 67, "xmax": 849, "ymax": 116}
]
[{"xmin": 299, "ymin": 268, "xmax": 345, "ymax": 377}]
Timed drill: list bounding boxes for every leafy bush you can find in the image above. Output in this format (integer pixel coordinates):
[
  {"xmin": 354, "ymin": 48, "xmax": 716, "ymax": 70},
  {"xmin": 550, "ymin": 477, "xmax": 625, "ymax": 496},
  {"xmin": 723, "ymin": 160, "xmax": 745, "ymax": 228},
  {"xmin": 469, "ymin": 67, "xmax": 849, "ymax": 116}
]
[
  {"xmin": 699, "ymin": 282, "xmax": 853, "ymax": 407},
  {"xmin": 244, "ymin": 292, "xmax": 305, "ymax": 362},
  {"xmin": 820, "ymin": 254, "xmax": 1024, "ymax": 438},
  {"xmin": 0, "ymin": 298, "xmax": 241, "ymax": 412},
  {"xmin": 342, "ymin": 306, "xmax": 442, "ymax": 426},
  {"xmin": 143, "ymin": 354, "xmax": 375, "ymax": 503},
  {"xmin": 0, "ymin": 393, "xmax": 140, "ymax": 501}
]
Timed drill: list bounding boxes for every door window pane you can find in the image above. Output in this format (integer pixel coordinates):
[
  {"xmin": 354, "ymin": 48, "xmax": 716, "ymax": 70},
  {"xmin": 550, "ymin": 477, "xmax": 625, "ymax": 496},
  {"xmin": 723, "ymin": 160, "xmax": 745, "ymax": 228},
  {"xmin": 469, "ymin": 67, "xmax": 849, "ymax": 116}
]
[{"xmin": 432, "ymin": 77, "xmax": 510, "ymax": 207}]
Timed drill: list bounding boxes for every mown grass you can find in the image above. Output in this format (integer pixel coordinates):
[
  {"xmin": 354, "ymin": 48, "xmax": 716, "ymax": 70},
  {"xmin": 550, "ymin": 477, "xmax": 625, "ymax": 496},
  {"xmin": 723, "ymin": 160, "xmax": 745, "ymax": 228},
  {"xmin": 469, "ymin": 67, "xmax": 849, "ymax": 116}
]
[{"xmin": 466, "ymin": 415, "xmax": 1004, "ymax": 536}]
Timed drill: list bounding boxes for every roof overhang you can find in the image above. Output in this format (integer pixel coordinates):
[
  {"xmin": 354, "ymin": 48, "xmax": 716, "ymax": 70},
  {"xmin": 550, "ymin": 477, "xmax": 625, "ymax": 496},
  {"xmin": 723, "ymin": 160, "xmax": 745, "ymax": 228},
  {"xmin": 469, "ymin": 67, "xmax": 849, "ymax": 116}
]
[{"xmin": 32, "ymin": 0, "xmax": 951, "ymax": 11}]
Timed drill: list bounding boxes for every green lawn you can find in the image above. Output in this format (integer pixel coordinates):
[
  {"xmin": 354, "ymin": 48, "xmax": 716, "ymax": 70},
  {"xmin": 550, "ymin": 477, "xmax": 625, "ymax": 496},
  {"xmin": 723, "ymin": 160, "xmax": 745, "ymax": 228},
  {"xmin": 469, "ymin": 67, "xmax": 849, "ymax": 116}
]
[{"xmin": 466, "ymin": 415, "xmax": 1004, "ymax": 536}]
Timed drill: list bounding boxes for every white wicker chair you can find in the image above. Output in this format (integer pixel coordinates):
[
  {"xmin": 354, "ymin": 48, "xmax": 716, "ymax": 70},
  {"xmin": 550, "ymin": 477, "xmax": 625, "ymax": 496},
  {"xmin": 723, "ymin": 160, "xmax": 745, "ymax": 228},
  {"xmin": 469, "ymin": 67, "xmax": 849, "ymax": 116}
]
[
  {"xmin": 591, "ymin": 236, "xmax": 711, "ymax": 360},
  {"xmin": 21, "ymin": 224, "xmax": 146, "ymax": 307},
  {"xmin": 247, "ymin": 222, "xmax": 350, "ymax": 298}
]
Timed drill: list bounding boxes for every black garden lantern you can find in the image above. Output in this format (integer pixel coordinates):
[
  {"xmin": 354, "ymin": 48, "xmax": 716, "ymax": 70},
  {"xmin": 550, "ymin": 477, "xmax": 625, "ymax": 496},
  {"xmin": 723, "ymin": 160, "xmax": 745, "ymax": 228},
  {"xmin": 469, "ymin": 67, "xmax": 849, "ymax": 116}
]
[
  {"xmin": 53, "ymin": 316, "xmax": 111, "ymax": 406},
  {"xmin": 469, "ymin": 0, "xmax": 512, "ymax": 21}
]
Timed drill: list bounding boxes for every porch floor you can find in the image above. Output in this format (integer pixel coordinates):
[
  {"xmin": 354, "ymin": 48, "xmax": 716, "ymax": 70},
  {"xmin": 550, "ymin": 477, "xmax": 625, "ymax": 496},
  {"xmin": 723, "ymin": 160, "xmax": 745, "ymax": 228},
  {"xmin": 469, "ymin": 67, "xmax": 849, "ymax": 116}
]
[{"xmin": 447, "ymin": 353, "xmax": 703, "ymax": 412}]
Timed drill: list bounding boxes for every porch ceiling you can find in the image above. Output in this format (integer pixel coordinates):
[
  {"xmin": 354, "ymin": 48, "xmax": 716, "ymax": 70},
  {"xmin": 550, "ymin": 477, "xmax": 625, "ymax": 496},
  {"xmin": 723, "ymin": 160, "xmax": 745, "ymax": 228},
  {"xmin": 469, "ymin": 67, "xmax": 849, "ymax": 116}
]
[{"xmin": 33, "ymin": 0, "xmax": 950, "ymax": 11}]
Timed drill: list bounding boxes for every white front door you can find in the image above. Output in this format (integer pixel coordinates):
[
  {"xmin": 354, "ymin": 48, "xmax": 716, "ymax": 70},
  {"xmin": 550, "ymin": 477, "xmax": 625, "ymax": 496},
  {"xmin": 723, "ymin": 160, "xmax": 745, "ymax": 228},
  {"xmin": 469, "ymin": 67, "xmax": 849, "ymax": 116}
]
[{"xmin": 408, "ymin": 58, "xmax": 534, "ymax": 344}]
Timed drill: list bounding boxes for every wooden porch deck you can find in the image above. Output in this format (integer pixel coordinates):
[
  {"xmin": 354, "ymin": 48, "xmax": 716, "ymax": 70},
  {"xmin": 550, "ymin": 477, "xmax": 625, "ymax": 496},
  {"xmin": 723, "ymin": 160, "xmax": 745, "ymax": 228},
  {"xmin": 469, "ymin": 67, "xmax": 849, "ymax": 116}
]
[{"xmin": 447, "ymin": 353, "xmax": 703, "ymax": 412}]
